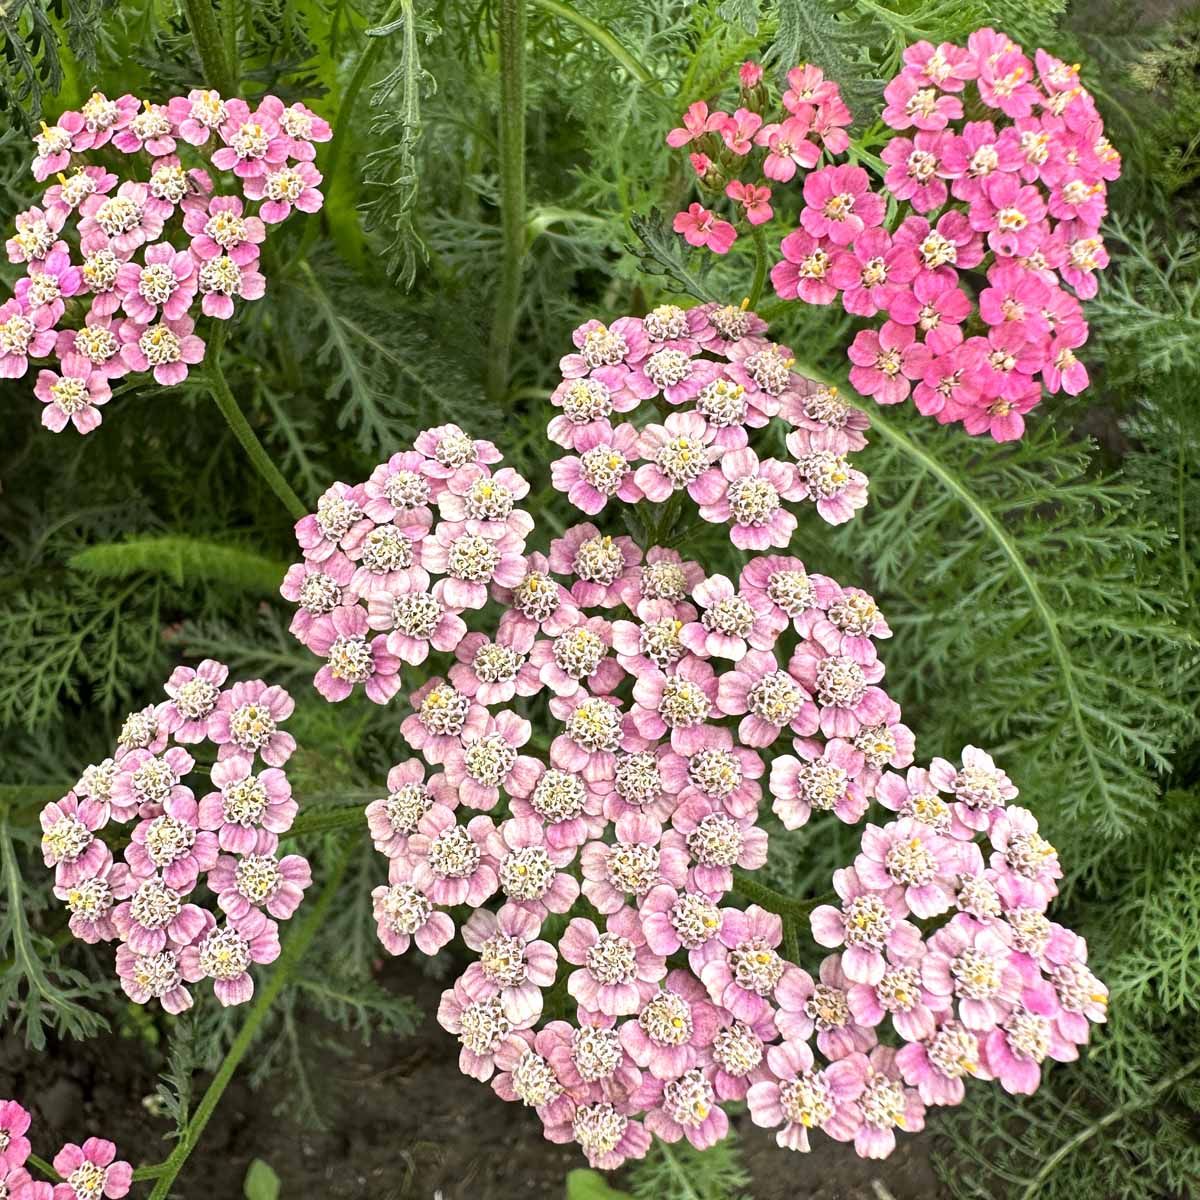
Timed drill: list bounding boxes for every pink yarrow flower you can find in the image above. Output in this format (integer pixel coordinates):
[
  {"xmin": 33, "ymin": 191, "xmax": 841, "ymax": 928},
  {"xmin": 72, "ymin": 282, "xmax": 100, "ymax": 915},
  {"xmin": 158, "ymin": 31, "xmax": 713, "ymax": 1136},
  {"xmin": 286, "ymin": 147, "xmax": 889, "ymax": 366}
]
[
  {"xmin": 117, "ymin": 314, "xmax": 205, "ymax": 385},
  {"xmin": 0, "ymin": 296, "xmax": 57, "ymax": 379},
  {"xmin": 34, "ymin": 353, "xmax": 111, "ymax": 434},
  {"xmin": 801, "ymin": 165, "xmax": 886, "ymax": 246},
  {"xmin": 694, "ymin": 447, "xmax": 806, "ymax": 550},
  {"xmin": 179, "ymin": 908, "xmax": 281, "ymax": 1006},
  {"xmin": 810, "ymin": 866, "xmax": 922, "ymax": 984},
  {"xmin": 210, "ymin": 680, "xmax": 296, "ymax": 766},
  {"xmin": 242, "ymin": 161, "xmax": 324, "ymax": 223},
  {"xmin": 673, "ymin": 203, "xmax": 737, "ymax": 254},
  {"xmin": 198, "ymin": 754, "xmax": 297, "ymax": 854},
  {"xmin": 51, "ymin": 1138, "xmax": 133, "ymax": 1199},
  {"xmin": 460, "ymin": 904, "xmax": 558, "ymax": 1024},
  {"xmin": 747, "ymin": 1039, "xmax": 865, "ymax": 1152},
  {"xmin": 560, "ymin": 906, "xmax": 667, "ymax": 1019},
  {"xmin": 308, "ymin": 604, "xmax": 403, "ymax": 704}
]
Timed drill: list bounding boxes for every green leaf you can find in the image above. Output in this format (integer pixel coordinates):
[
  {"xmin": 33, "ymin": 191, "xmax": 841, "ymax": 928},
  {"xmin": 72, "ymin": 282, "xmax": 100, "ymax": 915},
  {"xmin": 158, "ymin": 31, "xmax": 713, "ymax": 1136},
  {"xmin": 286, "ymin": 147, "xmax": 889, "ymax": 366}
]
[
  {"xmin": 68, "ymin": 537, "xmax": 287, "ymax": 597},
  {"xmin": 243, "ymin": 1159, "xmax": 281, "ymax": 1200},
  {"xmin": 566, "ymin": 1169, "xmax": 634, "ymax": 1200}
]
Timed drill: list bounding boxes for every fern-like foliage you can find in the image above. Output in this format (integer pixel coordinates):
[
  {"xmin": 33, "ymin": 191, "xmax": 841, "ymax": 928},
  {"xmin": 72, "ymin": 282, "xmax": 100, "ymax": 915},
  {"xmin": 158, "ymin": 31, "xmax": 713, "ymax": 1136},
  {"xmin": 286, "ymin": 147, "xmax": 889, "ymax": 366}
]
[
  {"xmin": 68, "ymin": 536, "xmax": 289, "ymax": 596},
  {"xmin": 297, "ymin": 258, "xmax": 493, "ymax": 455},
  {"xmin": 626, "ymin": 1130, "xmax": 751, "ymax": 1200},
  {"xmin": 359, "ymin": 1, "xmax": 438, "ymax": 287},
  {"xmin": 0, "ymin": 819, "xmax": 110, "ymax": 1049},
  {"xmin": 807, "ymin": 406, "xmax": 1195, "ymax": 846}
]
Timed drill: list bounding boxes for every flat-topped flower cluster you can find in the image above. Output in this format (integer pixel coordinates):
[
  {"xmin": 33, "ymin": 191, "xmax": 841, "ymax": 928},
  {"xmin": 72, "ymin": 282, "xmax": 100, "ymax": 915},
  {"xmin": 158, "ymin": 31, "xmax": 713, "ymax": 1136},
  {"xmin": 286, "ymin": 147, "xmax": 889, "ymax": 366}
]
[
  {"xmin": 0, "ymin": 1098, "xmax": 131, "ymax": 1200},
  {"xmin": 665, "ymin": 31, "xmax": 1121, "ymax": 441},
  {"xmin": 549, "ymin": 302, "xmax": 870, "ymax": 542},
  {"xmin": 281, "ymin": 424, "xmax": 1106, "ymax": 1169},
  {"xmin": 4, "ymin": 90, "xmax": 328, "ymax": 433},
  {"xmin": 39, "ymin": 663, "xmax": 310, "ymax": 1011}
]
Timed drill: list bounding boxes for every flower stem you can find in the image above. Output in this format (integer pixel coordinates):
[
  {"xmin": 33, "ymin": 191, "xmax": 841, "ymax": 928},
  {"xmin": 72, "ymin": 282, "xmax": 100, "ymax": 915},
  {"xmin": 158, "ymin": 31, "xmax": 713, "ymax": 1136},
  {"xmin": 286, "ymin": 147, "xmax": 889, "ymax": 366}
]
[
  {"xmin": 144, "ymin": 840, "xmax": 354, "ymax": 1200},
  {"xmin": 732, "ymin": 870, "xmax": 829, "ymax": 922},
  {"xmin": 181, "ymin": 0, "xmax": 237, "ymax": 97},
  {"xmin": 221, "ymin": 0, "xmax": 241, "ymax": 92},
  {"xmin": 530, "ymin": 0, "xmax": 658, "ymax": 89},
  {"xmin": 1018, "ymin": 1053, "xmax": 1200, "ymax": 1199},
  {"xmin": 204, "ymin": 324, "xmax": 307, "ymax": 522},
  {"xmin": 748, "ymin": 225, "xmax": 769, "ymax": 308},
  {"xmin": 25, "ymin": 1153, "xmax": 59, "ymax": 1182},
  {"xmin": 486, "ymin": 0, "xmax": 528, "ymax": 407}
]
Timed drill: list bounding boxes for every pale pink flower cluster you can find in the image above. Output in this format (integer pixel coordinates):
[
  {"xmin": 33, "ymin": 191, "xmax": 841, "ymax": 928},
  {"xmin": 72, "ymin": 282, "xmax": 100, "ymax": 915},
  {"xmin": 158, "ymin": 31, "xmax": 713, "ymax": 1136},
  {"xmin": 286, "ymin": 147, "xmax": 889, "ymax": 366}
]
[
  {"xmin": 283, "ymin": 426, "xmax": 1104, "ymax": 1170},
  {"xmin": 280, "ymin": 425, "xmax": 524, "ymax": 701},
  {"xmin": 769, "ymin": 32, "xmax": 1120, "ymax": 441},
  {"xmin": 39, "ymin": 662, "xmax": 310, "ymax": 1011},
  {"xmin": 666, "ymin": 62, "xmax": 851, "ymax": 254},
  {"xmin": 0, "ymin": 1098, "xmax": 132, "ymax": 1200},
  {"xmin": 6, "ymin": 91, "xmax": 329, "ymax": 433},
  {"xmin": 549, "ymin": 303, "xmax": 871, "ymax": 539}
]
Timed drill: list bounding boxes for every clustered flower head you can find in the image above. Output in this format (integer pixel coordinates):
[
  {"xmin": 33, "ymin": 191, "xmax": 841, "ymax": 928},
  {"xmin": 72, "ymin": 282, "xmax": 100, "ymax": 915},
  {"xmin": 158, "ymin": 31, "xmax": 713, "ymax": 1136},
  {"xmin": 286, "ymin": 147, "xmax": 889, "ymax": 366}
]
[
  {"xmin": 549, "ymin": 302, "xmax": 871, "ymax": 541},
  {"xmin": 665, "ymin": 34, "xmax": 1120, "ymax": 442},
  {"xmin": 665, "ymin": 61, "xmax": 852, "ymax": 254},
  {"xmin": 5, "ymin": 91, "xmax": 329, "ymax": 433},
  {"xmin": 0, "ymin": 1097, "xmax": 131, "ymax": 1199},
  {"xmin": 40, "ymin": 662, "xmax": 310, "ymax": 1011},
  {"xmin": 284, "ymin": 426, "xmax": 1106, "ymax": 1170}
]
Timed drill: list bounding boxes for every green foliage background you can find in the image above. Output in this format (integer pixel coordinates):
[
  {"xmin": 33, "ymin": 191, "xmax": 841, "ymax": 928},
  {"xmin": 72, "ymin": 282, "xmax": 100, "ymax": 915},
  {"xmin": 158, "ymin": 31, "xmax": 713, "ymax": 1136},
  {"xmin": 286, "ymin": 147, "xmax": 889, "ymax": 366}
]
[{"xmin": 1, "ymin": 0, "xmax": 1198, "ymax": 1196}]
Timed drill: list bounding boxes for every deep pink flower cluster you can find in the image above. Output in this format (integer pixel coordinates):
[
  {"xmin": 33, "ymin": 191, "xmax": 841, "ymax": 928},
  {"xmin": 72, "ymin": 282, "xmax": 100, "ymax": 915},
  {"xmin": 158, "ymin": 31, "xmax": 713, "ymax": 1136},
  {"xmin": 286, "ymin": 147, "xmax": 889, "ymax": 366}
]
[
  {"xmin": 770, "ymin": 32, "xmax": 1120, "ymax": 440},
  {"xmin": 548, "ymin": 303, "xmax": 871, "ymax": 540},
  {"xmin": 39, "ymin": 662, "xmax": 310, "ymax": 1011},
  {"xmin": 5, "ymin": 91, "xmax": 329, "ymax": 433},
  {"xmin": 666, "ymin": 62, "xmax": 852, "ymax": 254},
  {"xmin": 283, "ymin": 426, "xmax": 1105, "ymax": 1170},
  {"xmin": 0, "ymin": 1098, "xmax": 131, "ymax": 1200}
]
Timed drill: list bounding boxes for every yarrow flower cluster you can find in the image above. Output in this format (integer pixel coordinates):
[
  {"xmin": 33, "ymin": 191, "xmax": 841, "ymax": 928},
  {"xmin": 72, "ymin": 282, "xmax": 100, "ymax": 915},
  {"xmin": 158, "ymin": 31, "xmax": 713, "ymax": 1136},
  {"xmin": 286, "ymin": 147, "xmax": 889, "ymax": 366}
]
[
  {"xmin": 665, "ymin": 34, "xmax": 1120, "ymax": 441},
  {"xmin": 0, "ymin": 1098, "xmax": 131, "ymax": 1200},
  {"xmin": 40, "ymin": 662, "xmax": 310, "ymax": 1010},
  {"xmin": 549, "ymin": 303, "xmax": 871, "ymax": 539},
  {"xmin": 283, "ymin": 426, "xmax": 1106, "ymax": 1170},
  {"xmin": 6, "ymin": 91, "xmax": 329, "ymax": 433},
  {"xmin": 665, "ymin": 60, "xmax": 851, "ymax": 255}
]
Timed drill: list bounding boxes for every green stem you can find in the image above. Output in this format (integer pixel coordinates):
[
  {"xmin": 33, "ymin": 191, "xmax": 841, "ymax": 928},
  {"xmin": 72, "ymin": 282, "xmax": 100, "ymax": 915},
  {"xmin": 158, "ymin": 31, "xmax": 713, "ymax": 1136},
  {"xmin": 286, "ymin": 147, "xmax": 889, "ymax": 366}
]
[
  {"xmin": 486, "ymin": 0, "xmax": 528, "ymax": 407},
  {"xmin": 748, "ymin": 225, "xmax": 768, "ymax": 308},
  {"xmin": 221, "ymin": 0, "xmax": 240, "ymax": 92},
  {"xmin": 530, "ymin": 0, "xmax": 658, "ymax": 89},
  {"xmin": 297, "ymin": 0, "xmax": 405, "ymax": 261},
  {"xmin": 1018, "ymin": 1054, "xmax": 1200, "ymax": 1199},
  {"xmin": 26, "ymin": 1153, "xmax": 59, "ymax": 1182},
  {"xmin": 204, "ymin": 324, "xmax": 307, "ymax": 521},
  {"xmin": 789, "ymin": 357, "xmax": 1118, "ymax": 819},
  {"xmin": 181, "ymin": 0, "xmax": 237, "ymax": 96},
  {"xmin": 732, "ymin": 870, "xmax": 831, "ymax": 923},
  {"xmin": 146, "ymin": 841, "xmax": 354, "ymax": 1200}
]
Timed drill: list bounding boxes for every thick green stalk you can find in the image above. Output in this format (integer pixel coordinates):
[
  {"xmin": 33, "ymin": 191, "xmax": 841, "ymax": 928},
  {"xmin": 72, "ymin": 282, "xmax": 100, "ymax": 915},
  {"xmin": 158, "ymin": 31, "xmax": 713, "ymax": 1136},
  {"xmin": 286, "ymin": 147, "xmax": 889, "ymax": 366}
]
[
  {"xmin": 181, "ymin": 0, "xmax": 237, "ymax": 96},
  {"xmin": 146, "ymin": 842, "xmax": 353, "ymax": 1199},
  {"xmin": 486, "ymin": 0, "xmax": 528, "ymax": 406},
  {"xmin": 204, "ymin": 324, "xmax": 307, "ymax": 521},
  {"xmin": 221, "ymin": 0, "xmax": 240, "ymax": 92}
]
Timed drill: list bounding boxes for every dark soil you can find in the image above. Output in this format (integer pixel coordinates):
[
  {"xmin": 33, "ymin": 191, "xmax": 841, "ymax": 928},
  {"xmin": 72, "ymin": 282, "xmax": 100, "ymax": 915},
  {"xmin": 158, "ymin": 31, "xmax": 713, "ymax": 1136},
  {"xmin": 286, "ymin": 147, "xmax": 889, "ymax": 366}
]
[{"xmin": 1, "ymin": 961, "xmax": 945, "ymax": 1200}]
